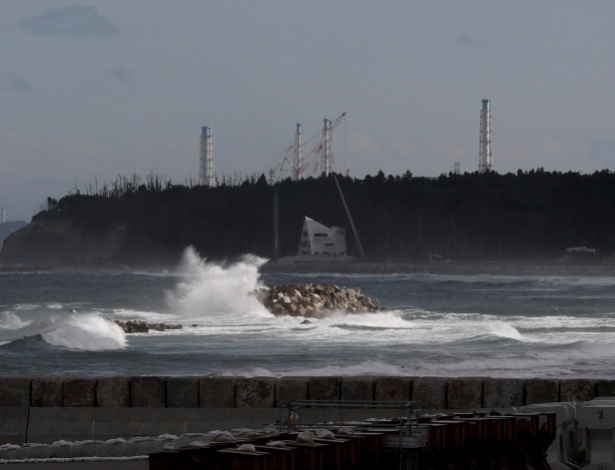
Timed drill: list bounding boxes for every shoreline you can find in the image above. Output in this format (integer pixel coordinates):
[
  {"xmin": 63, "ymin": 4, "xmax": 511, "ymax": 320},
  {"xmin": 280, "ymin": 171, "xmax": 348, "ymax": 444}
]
[
  {"xmin": 261, "ymin": 258, "xmax": 615, "ymax": 276},
  {"xmin": 1, "ymin": 258, "xmax": 615, "ymax": 277}
]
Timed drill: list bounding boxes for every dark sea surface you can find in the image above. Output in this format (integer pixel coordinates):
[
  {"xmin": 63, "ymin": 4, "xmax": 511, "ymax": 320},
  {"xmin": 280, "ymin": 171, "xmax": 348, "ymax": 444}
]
[{"xmin": 1, "ymin": 248, "xmax": 615, "ymax": 378}]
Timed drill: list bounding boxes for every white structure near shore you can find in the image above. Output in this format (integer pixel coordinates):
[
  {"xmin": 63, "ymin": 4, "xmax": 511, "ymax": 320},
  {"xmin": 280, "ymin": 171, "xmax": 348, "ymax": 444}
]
[{"xmin": 298, "ymin": 216, "xmax": 346, "ymax": 257}]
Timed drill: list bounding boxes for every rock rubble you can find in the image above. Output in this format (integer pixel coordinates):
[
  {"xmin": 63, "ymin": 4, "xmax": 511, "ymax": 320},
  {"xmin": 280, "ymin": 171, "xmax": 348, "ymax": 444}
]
[
  {"xmin": 115, "ymin": 284, "xmax": 381, "ymax": 330},
  {"xmin": 259, "ymin": 283, "xmax": 381, "ymax": 318},
  {"xmin": 115, "ymin": 320, "xmax": 183, "ymax": 334}
]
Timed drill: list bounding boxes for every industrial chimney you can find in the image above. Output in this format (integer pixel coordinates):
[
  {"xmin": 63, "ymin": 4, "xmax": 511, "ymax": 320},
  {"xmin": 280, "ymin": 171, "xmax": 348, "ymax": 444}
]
[
  {"xmin": 294, "ymin": 124, "xmax": 303, "ymax": 181},
  {"xmin": 321, "ymin": 119, "xmax": 332, "ymax": 176},
  {"xmin": 199, "ymin": 126, "xmax": 214, "ymax": 187},
  {"xmin": 479, "ymin": 99, "xmax": 493, "ymax": 172}
]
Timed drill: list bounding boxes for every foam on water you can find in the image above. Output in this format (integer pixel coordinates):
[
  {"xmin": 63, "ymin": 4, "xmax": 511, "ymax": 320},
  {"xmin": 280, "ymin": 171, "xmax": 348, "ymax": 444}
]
[
  {"xmin": 0, "ymin": 312, "xmax": 31, "ymax": 330},
  {"xmin": 486, "ymin": 322, "xmax": 522, "ymax": 340},
  {"xmin": 219, "ymin": 360, "xmax": 408, "ymax": 378},
  {"xmin": 289, "ymin": 360, "xmax": 408, "ymax": 377},
  {"xmin": 13, "ymin": 303, "xmax": 38, "ymax": 311},
  {"xmin": 326, "ymin": 310, "xmax": 415, "ymax": 330},
  {"xmin": 287, "ymin": 310, "xmax": 418, "ymax": 345},
  {"xmin": 165, "ymin": 247, "xmax": 270, "ymax": 320},
  {"xmin": 41, "ymin": 313, "xmax": 127, "ymax": 351}
]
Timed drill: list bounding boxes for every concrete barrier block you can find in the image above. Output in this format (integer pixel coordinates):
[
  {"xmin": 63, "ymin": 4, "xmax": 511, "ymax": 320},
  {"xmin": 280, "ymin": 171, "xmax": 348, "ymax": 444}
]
[
  {"xmin": 236, "ymin": 377, "xmax": 276, "ymax": 408},
  {"xmin": 341, "ymin": 376, "xmax": 375, "ymax": 401},
  {"xmin": 483, "ymin": 378, "xmax": 524, "ymax": 408},
  {"xmin": 308, "ymin": 376, "xmax": 341, "ymax": 401},
  {"xmin": 0, "ymin": 378, "xmax": 31, "ymax": 407},
  {"xmin": 199, "ymin": 377, "xmax": 238, "ymax": 408},
  {"xmin": 96, "ymin": 377, "xmax": 130, "ymax": 407},
  {"xmin": 596, "ymin": 379, "xmax": 615, "ymax": 397},
  {"xmin": 130, "ymin": 377, "xmax": 166, "ymax": 407},
  {"xmin": 276, "ymin": 377, "xmax": 308, "ymax": 406},
  {"xmin": 374, "ymin": 377, "xmax": 411, "ymax": 402},
  {"xmin": 27, "ymin": 408, "xmax": 97, "ymax": 443},
  {"xmin": 63, "ymin": 378, "xmax": 97, "ymax": 407},
  {"xmin": 447, "ymin": 378, "xmax": 482, "ymax": 410},
  {"xmin": 412, "ymin": 377, "xmax": 447, "ymax": 410},
  {"xmin": 167, "ymin": 377, "xmax": 199, "ymax": 408},
  {"xmin": 32, "ymin": 378, "xmax": 63, "ymax": 407},
  {"xmin": 77, "ymin": 408, "xmax": 280, "ymax": 442},
  {"xmin": 560, "ymin": 379, "xmax": 597, "ymax": 402},
  {"xmin": 525, "ymin": 379, "xmax": 559, "ymax": 405},
  {"xmin": 0, "ymin": 407, "xmax": 30, "ymax": 444}
]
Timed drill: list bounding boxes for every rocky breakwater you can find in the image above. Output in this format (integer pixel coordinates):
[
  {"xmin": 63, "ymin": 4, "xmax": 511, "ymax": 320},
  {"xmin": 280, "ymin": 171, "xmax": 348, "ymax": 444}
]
[{"xmin": 260, "ymin": 283, "xmax": 381, "ymax": 318}]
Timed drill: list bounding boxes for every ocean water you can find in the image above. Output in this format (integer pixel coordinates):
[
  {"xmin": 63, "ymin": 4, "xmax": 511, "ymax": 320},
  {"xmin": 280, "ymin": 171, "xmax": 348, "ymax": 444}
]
[{"xmin": 1, "ymin": 247, "xmax": 615, "ymax": 379}]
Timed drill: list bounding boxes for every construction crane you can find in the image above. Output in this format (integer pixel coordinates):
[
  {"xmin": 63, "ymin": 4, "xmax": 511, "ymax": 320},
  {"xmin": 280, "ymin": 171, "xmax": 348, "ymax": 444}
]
[
  {"xmin": 307, "ymin": 112, "xmax": 347, "ymax": 176},
  {"xmin": 267, "ymin": 112, "xmax": 347, "ymax": 181}
]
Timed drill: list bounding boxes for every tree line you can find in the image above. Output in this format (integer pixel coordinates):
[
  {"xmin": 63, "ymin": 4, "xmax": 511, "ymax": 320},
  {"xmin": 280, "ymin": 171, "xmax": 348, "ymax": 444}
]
[{"xmin": 37, "ymin": 169, "xmax": 615, "ymax": 261}]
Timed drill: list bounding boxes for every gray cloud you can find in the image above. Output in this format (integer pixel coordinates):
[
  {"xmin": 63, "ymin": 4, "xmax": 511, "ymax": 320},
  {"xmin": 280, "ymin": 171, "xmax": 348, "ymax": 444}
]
[
  {"xmin": 460, "ymin": 34, "xmax": 473, "ymax": 46},
  {"xmin": 458, "ymin": 34, "xmax": 508, "ymax": 53},
  {"xmin": 0, "ymin": 74, "xmax": 31, "ymax": 93},
  {"xmin": 110, "ymin": 65, "xmax": 133, "ymax": 83},
  {"xmin": 459, "ymin": 34, "xmax": 487, "ymax": 49},
  {"xmin": 20, "ymin": 5, "xmax": 120, "ymax": 38}
]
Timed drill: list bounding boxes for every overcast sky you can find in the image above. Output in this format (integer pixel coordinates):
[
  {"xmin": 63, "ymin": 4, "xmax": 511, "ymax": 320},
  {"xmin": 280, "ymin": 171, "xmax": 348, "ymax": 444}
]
[{"xmin": 2, "ymin": 2, "xmax": 615, "ymax": 220}]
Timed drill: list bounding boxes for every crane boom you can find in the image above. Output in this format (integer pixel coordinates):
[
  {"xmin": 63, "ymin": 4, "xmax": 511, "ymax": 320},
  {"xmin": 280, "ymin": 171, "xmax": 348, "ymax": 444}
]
[
  {"xmin": 307, "ymin": 112, "xmax": 346, "ymax": 175},
  {"xmin": 329, "ymin": 112, "xmax": 347, "ymax": 133}
]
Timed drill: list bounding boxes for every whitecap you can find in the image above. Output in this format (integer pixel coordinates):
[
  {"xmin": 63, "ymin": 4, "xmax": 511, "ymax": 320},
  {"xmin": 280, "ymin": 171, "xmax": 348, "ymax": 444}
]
[
  {"xmin": 219, "ymin": 360, "xmax": 408, "ymax": 378},
  {"xmin": 0, "ymin": 311, "xmax": 31, "ymax": 330},
  {"xmin": 41, "ymin": 313, "xmax": 127, "ymax": 351},
  {"xmin": 487, "ymin": 322, "xmax": 522, "ymax": 341}
]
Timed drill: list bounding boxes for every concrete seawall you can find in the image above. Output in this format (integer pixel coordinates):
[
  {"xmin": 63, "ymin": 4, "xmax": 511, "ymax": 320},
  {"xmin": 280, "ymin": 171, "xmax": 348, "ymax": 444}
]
[{"xmin": 0, "ymin": 375, "xmax": 612, "ymax": 444}]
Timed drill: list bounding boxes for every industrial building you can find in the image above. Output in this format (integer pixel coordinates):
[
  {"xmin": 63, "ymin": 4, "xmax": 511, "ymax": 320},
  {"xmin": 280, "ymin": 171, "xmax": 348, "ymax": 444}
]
[{"xmin": 298, "ymin": 216, "xmax": 347, "ymax": 257}]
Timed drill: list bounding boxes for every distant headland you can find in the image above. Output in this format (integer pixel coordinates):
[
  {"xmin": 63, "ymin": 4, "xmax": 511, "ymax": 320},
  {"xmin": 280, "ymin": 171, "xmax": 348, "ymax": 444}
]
[{"xmin": 1, "ymin": 170, "xmax": 615, "ymax": 269}]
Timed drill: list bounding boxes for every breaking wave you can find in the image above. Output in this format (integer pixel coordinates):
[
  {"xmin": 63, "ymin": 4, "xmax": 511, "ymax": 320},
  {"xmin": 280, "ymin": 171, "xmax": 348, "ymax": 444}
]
[
  {"xmin": 41, "ymin": 313, "xmax": 127, "ymax": 351},
  {"xmin": 165, "ymin": 247, "xmax": 270, "ymax": 319}
]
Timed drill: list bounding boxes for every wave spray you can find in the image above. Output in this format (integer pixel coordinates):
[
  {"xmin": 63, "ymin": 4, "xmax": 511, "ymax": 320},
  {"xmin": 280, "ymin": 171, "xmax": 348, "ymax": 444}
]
[{"xmin": 166, "ymin": 247, "xmax": 269, "ymax": 319}]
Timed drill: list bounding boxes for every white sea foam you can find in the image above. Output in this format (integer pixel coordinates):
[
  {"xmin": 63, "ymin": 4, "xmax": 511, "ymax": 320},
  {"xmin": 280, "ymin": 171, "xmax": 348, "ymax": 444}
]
[
  {"xmin": 165, "ymin": 247, "xmax": 269, "ymax": 319},
  {"xmin": 327, "ymin": 310, "xmax": 415, "ymax": 329},
  {"xmin": 13, "ymin": 303, "xmax": 38, "ymax": 311},
  {"xmin": 219, "ymin": 360, "xmax": 408, "ymax": 378},
  {"xmin": 41, "ymin": 313, "xmax": 127, "ymax": 351},
  {"xmin": 487, "ymin": 322, "xmax": 522, "ymax": 340},
  {"xmin": 0, "ymin": 312, "xmax": 31, "ymax": 330}
]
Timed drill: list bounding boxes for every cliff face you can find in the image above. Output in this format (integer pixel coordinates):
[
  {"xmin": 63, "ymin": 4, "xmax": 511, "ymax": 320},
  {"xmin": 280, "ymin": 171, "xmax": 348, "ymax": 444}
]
[
  {"xmin": 0, "ymin": 217, "xmax": 121, "ymax": 266},
  {"xmin": 0, "ymin": 217, "xmax": 179, "ymax": 267},
  {"xmin": 0, "ymin": 220, "xmax": 27, "ymax": 246}
]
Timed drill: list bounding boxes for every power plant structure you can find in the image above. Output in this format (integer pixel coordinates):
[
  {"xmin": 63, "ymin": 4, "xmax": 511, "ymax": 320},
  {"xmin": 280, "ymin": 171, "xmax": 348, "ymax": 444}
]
[
  {"xmin": 199, "ymin": 126, "xmax": 215, "ymax": 187},
  {"xmin": 321, "ymin": 119, "xmax": 333, "ymax": 176},
  {"xmin": 316, "ymin": 112, "xmax": 347, "ymax": 177},
  {"xmin": 293, "ymin": 124, "xmax": 303, "ymax": 180},
  {"xmin": 201, "ymin": 105, "xmax": 489, "ymax": 182},
  {"xmin": 199, "ymin": 112, "xmax": 348, "ymax": 184},
  {"xmin": 479, "ymin": 98, "xmax": 493, "ymax": 172}
]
